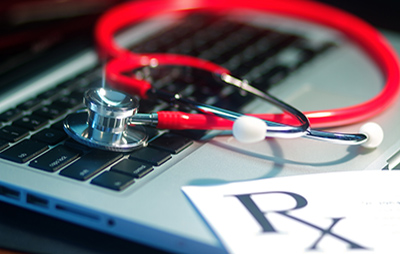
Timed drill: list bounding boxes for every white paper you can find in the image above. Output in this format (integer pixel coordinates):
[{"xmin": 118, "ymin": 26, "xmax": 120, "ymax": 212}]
[{"xmin": 182, "ymin": 171, "xmax": 400, "ymax": 254}]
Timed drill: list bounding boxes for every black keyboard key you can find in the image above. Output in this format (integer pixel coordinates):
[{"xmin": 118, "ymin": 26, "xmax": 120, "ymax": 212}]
[
  {"xmin": 240, "ymin": 34, "xmax": 300, "ymax": 71},
  {"xmin": 0, "ymin": 139, "xmax": 9, "ymax": 151},
  {"xmin": 0, "ymin": 125, "xmax": 29, "ymax": 142},
  {"xmin": 187, "ymin": 23, "xmax": 244, "ymax": 57},
  {"xmin": 31, "ymin": 128, "xmax": 67, "ymax": 145},
  {"xmin": 53, "ymin": 95, "xmax": 82, "ymax": 109},
  {"xmin": 129, "ymin": 147, "xmax": 171, "ymax": 166},
  {"xmin": 91, "ymin": 171, "xmax": 135, "ymax": 191},
  {"xmin": 111, "ymin": 159, "xmax": 153, "ymax": 178},
  {"xmin": 143, "ymin": 126, "xmax": 160, "ymax": 140},
  {"xmin": 58, "ymin": 75, "xmax": 89, "ymax": 89},
  {"xmin": 171, "ymin": 129, "xmax": 207, "ymax": 140},
  {"xmin": 60, "ymin": 150, "xmax": 123, "ymax": 181},
  {"xmin": 64, "ymin": 138, "xmax": 93, "ymax": 152},
  {"xmin": 14, "ymin": 115, "xmax": 48, "ymax": 131},
  {"xmin": 37, "ymin": 87, "xmax": 65, "ymax": 100},
  {"xmin": 0, "ymin": 140, "xmax": 48, "ymax": 163},
  {"xmin": 210, "ymin": 29, "xmax": 263, "ymax": 65},
  {"xmin": 34, "ymin": 104, "xmax": 67, "ymax": 120},
  {"xmin": 29, "ymin": 145, "xmax": 81, "ymax": 172},
  {"xmin": 17, "ymin": 98, "xmax": 42, "ymax": 111},
  {"xmin": 149, "ymin": 133, "xmax": 193, "ymax": 154},
  {"xmin": 51, "ymin": 120, "xmax": 65, "ymax": 130},
  {"xmin": 69, "ymin": 87, "xmax": 89, "ymax": 99},
  {"xmin": 0, "ymin": 108, "xmax": 23, "ymax": 122},
  {"xmin": 231, "ymin": 63, "xmax": 256, "ymax": 77},
  {"xmin": 252, "ymin": 65, "xmax": 290, "ymax": 90}
]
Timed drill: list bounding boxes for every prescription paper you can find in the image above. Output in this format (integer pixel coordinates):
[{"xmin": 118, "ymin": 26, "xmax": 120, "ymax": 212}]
[{"xmin": 182, "ymin": 171, "xmax": 400, "ymax": 254}]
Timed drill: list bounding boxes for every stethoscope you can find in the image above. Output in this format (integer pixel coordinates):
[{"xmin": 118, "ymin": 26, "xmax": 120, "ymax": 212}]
[{"xmin": 64, "ymin": 0, "xmax": 400, "ymax": 152}]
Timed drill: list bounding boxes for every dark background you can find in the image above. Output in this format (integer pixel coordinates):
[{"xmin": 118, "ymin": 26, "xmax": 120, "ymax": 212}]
[
  {"xmin": 318, "ymin": 0, "xmax": 400, "ymax": 32},
  {"xmin": 0, "ymin": 1, "xmax": 399, "ymax": 253}
]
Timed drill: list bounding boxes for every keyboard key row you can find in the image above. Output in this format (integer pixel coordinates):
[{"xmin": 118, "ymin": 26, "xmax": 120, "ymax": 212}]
[
  {"xmin": 0, "ymin": 127, "xmax": 193, "ymax": 191},
  {"xmin": 56, "ymin": 133, "xmax": 190, "ymax": 190},
  {"xmin": 34, "ymin": 104, "xmax": 68, "ymax": 120},
  {"xmin": 0, "ymin": 125, "xmax": 29, "ymax": 142},
  {"xmin": 0, "ymin": 108, "xmax": 23, "ymax": 122},
  {"xmin": 14, "ymin": 115, "xmax": 48, "ymax": 131}
]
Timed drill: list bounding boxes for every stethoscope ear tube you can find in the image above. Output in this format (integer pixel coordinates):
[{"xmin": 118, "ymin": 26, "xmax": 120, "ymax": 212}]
[
  {"xmin": 96, "ymin": 0, "xmax": 400, "ymax": 129},
  {"xmin": 63, "ymin": 0, "xmax": 400, "ymax": 151}
]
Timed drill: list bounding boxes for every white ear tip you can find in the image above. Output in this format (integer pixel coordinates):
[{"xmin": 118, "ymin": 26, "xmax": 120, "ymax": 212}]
[
  {"xmin": 359, "ymin": 122, "xmax": 384, "ymax": 148},
  {"xmin": 233, "ymin": 116, "xmax": 267, "ymax": 143}
]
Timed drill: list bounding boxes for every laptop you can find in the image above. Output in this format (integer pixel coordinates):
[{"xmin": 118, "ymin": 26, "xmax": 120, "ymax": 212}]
[{"xmin": 1, "ymin": 0, "xmax": 400, "ymax": 253}]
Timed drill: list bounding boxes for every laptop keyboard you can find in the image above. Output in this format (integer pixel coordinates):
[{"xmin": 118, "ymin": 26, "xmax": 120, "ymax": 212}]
[{"xmin": 0, "ymin": 13, "xmax": 336, "ymax": 191}]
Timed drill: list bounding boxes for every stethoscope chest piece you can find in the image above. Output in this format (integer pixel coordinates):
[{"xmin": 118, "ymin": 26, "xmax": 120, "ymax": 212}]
[{"xmin": 64, "ymin": 88, "xmax": 148, "ymax": 152}]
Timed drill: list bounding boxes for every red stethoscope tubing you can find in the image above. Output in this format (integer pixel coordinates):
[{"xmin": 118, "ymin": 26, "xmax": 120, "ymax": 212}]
[{"xmin": 96, "ymin": 0, "xmax": 400, "ymax": 130}]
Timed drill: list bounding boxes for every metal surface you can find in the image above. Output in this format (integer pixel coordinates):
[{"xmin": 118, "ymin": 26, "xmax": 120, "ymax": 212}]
[{"xmin": 64, "ymin": 110, "xmax": 148, "ymax": 152}]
